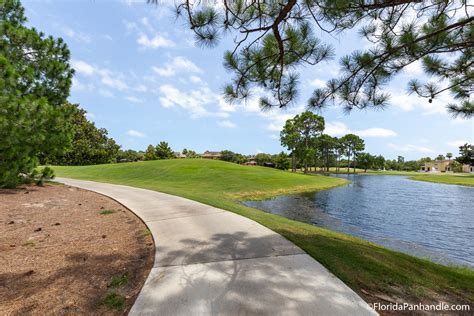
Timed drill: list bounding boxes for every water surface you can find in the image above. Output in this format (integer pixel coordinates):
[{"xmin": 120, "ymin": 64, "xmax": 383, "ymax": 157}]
[{"xmin": 244, "ymin": 175, "xmax": 474, "ymax": 267}]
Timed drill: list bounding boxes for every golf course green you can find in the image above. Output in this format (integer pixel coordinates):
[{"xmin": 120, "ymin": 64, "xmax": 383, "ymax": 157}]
[{"xmin": 53, "ymin": 159, "xmax": 474, "ymax": 306}]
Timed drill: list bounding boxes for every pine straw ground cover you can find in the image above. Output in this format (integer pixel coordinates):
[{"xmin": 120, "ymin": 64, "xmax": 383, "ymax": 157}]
[{"xmin": 0, "ymin": 184, "xmax": 154, "ymax": 315}]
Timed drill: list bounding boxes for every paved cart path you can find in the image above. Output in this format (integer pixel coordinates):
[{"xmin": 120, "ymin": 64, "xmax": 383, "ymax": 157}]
[{"xmin": 56, "ymin": 178, "xmax": 376, "ymax": 315}]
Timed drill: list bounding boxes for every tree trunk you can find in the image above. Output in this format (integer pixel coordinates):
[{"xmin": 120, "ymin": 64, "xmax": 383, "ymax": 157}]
[
  {"xmin": 292, "ymin": 151, "xmax": 296, "ymax": 172},
  {"xmin": 353, "ymin": 154, "xmax": 356, "ymax": 173},
  {"xmin": 347, "ymin": 152, "xmax": 350, "ymax": 173},
  {"xmin": 326, "ymin": 149, "xmax": 329, "ymax": 172}
]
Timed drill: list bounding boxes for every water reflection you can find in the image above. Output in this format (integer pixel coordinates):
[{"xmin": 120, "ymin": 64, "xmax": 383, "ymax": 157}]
[{"xmin": 244, "ymin": 175, "xmax": 474, "ymax": 267}]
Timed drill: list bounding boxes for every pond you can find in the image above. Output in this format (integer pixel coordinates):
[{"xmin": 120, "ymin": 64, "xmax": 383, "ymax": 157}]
[{"xmin": 244, "ymin": 174, "xmax": 474, "ymax": 268}]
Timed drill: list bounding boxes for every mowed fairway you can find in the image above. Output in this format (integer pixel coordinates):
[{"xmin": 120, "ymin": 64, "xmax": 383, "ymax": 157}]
[
  {"xmin": 54, "ymin": 159, "xmax": 347, "ymax": 202},
  {"xmin": 409, "ymin": 173, "xmax": 474, "ymax": 187},
  {"xmin": 54, "ymin": 159, "xmax": 474, "ymax": 307}
]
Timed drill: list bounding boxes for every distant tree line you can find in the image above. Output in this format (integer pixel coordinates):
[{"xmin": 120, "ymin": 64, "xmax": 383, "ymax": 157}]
[
  {"xmin": 219, "ymin": 150, "xmax": 289, "ymax": 170},
  {"xmin": 38, "ymin": 105, "xmax": 474, "ymax": 174},
  {"xmin": 279, "ymin": 111, "xmax": 474, "ymax": 173}
]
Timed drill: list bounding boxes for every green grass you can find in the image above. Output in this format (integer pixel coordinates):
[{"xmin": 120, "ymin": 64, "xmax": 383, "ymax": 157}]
[
  {"xmin": 54, "ymin": 159, "xmax": 474, "ymax": 305},
  {"xmin": 99, "ymin": 209, "xmax": 115, "ymax": 215},
  {"xmin": 409, "ymin": 173, "xmax": 474, "ymax": 187},
  {"xmin": 109, "ymin": 274, "xmax": 129, "ymax": 287},
  {"xmin": 102, "ymin": 292, "xmax": 125, "ymax": 310}
]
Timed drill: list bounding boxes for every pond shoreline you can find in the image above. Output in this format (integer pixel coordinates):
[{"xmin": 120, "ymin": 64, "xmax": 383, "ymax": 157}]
[{"xmin": 244, "ymin": 174, "xmax": 474, "ymax": 269}]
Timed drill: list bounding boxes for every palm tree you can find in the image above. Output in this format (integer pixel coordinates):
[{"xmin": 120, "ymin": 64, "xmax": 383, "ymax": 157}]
[{"xmin": 447, "ymin": 152, "xmax": 453, "ymax": 171}]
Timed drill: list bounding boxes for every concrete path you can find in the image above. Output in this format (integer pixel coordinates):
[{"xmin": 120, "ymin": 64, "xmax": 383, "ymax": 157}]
[{"xmin": 56, "ymin": 178, "xmax": 376, "ymax": 316}]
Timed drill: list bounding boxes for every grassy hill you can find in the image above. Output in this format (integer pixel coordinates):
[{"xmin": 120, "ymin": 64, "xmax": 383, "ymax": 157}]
[
  {"xmin": 53, "ymin": 159, "xmax": 474, "ymax": 307},
  {"xmin": 53, "ymin": 159, "xmax": 347, "ymax": 202}
]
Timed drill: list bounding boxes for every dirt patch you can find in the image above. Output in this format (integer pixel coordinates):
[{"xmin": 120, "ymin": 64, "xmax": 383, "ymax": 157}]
[{"xmin": 0, "ymin": 183, "xmax": 154, "ymax": 315}]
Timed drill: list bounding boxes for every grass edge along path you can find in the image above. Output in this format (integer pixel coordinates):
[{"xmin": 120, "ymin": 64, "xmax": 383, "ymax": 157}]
[{"xmin": 53, "ymin": 159, "xmax": 474, "ymax": 308}]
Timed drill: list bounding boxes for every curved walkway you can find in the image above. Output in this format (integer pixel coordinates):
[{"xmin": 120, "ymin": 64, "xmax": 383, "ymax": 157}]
[{"xmin": 56, "ymin": 178, "xmax": 376, "ymax": 316}]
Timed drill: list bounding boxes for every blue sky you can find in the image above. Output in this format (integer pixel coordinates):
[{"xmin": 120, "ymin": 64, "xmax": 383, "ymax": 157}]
[{"xmin": 23, "ymin": 1, "xmax": 473, "ymax": 160}]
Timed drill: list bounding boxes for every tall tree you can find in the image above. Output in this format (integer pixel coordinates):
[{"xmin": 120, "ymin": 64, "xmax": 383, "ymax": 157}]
[
  {"xmin": 280, "ymin": 118, "xmax": 299, "ymax": 172},
  {"xmin": 281, "ymin": 111, "xmax": 324, "ymax": 174},
  {"xmin": 340, "ymin": 134, "xmax": 365, "ymax": 173},
  {"xmin": 374, "ymin": 155, "xmax": 386, "ymax": 170},
  {"xmin": 155, "ymin": 141, "xmax": 174, "ymax": 159},
  {"xmin": 144, "ymin": 144, "xmax": 156, "ymax": 161},
  {"xmin": 1, "ymin": 1, "xmax": 74, "ymax": 187},
  {"xmin": 356, "ymin": 153, "xmax": 375, "ymax": 172},
  {"xmin": 171, "ymin": 1, "xmax": 473, "ymax": 118},
  {"xmin": 317, "ymin": 134, "xmax": 337, "ymax": 172},
  {"xmin": 334, "ymin": 138, "xmax": 345, "ymax": 173},
  {"xmin": 40, "ymin": 104, "xmax": 120, "ymax": 165},
  {"xmin": 456, "ymin": 143, "xmax": 473, "ymax": 165},
  {"xmin": 274, "ymin": 152, "xmax": 290, "ymax": 170}
]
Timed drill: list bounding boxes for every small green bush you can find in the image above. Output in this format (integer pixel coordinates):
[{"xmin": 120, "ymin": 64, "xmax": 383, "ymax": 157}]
[
  {"xmin": 109, "ymin": 274, "xmax": 129, "ymax": 287},
  {"xmin": 102, "ymin": 292, "xmax": 125, "ymax": 310}
]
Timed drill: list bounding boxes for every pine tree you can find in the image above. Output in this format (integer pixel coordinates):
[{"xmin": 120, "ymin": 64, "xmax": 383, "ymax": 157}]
[
  {"xmin": 144, "ymin": 145, "xmax": 156, "ymax": 161},
  {"xmin": 155, "ymin": 141, "xmax": 174, "ymax": 159},
  {"xmin": 170, "ymin": 1, "xmax": 473, "ymax": 118},
  {"xmin": 0, "ymin": 1, "xmax": 74, "ymax": 187}
]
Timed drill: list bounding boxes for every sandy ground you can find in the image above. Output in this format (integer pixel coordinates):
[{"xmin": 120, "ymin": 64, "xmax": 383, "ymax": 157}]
[{"xmin": 0, "ymin": 183, "xmax": 154, "ymax": 315}]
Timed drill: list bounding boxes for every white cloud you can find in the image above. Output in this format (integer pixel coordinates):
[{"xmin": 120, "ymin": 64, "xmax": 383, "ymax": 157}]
[
  {"xmin": 190, "ymin": 75, "xmax": 204, "ymax": 84},
  {"xmin": 126, "ymin": 96, "xmax": 144, "ymax": 103},
  {"xmin": 152, "ymin": 56, "xmax": 201, "ymax": 77},
  {"xmin": 72, "ymin": 59, "xmax": 130, "ymax": 92},
  {"xmin": 63, "ymin": 27, "xmax": 91, "ymax": 43},
  {"xmin": 216, "ymin": 95, "xmax": 236, "ymax": 113},
  {"xmin": 389, "ymin": 86, "xmax": 454, "ymax": 116},
  {"xmin": 158, "ymin": 84, "xmax": 228, "ymax": 119},
  {"xmin": 390, "ymin": 92, "xmax": 418, "ymax": 112},
  {"xmin": 355, "ymin": 128, "xmax": 397, "ymax": 137},
  {"xmin": 325, "ymin": 121, "xmax": 351, "ymax": 136},
  {"xmin": 447, "ymin": 140, "xmax": 470, "ymax": 147},
  {"xmin": 134, "ymin": 84, "xmax": 148, "ymax": 92},
  {"xmin": 99, "ymin": 69, "xmax": 128, "ymax": 91},
  {"xmin": 71, "ymin": 78, "xmax": 94, "ymax": 92},
  {"xmin": 127, "ymin": 129, "xmax": 146, "ymax": 138},
  {"xmin": 403, "ymin": 60, "xmax": 424, "ymax": 76},
  {"xmin": 137, "ymin": 34, "xmax": 175, "ymax": 49},
  {"xmin": 85, "ymin": 112, "xmax": 95, "ymax": 119},
  {"xmin": 71, "ymin": 60, "xmax": 95, "ymax": 76},
  {"xmin": 265, "ymin": 112, "xmax": 301, "ymax": 132},
  {"xmin": 309, "ymin": 78, "xmax": 326, "ymax": 88},
  {"xmin": 324, "ymin": 122, "xmax": 396, "ymax": 137},
  {"xmin": 388, "ymin": 143, "xmax": 434, "ymax": 153},
  {"xmin": 217, "ymin": 120, "xmax": 237, "ymax": 128}
]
